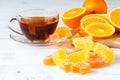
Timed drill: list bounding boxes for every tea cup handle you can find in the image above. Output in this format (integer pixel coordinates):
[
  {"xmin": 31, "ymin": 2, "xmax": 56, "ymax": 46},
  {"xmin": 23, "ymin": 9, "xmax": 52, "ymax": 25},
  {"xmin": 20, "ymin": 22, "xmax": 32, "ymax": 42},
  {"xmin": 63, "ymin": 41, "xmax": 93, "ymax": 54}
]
[{"xmin": 8, "ymin": 18, "xmax": 23, "ymax": 35}]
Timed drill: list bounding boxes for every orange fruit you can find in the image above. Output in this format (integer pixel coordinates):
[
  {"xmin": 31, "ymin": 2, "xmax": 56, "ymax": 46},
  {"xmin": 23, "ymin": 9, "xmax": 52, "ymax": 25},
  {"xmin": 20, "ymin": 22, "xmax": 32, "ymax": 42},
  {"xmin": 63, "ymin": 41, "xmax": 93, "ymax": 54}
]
[
  {"xmin": 52, "ymin": 48, "xmax": 66, "ymax": 66},
  {"xmin": 81, "ymin": 17, "xmax": 107, "ymax": 27},
  {"xmin": 84, "ymin": 23, "xmax": 115, "ymax": 39},
  {"xmin": 88, "ymin": 53, "xmax": 105, "ymax": 68},
  {"xmin": 108, "ymin": 7, "xmax": 120, "ymax": 31},
  {"xmin": 71, "ymin": 62, "xmax": 91, "ymax": 74},
  {"xmin": 80, "ymin": 16, "xmax": 108, "ymax": 35},
  {"xmin": 80, "ymin": 14, "xmax": 109, "ymax": 24},
  {"xmin": 43, "ymin": 55, "xmax": 56, "ymax": 66},
  {"xmin": 62, "ymin": 7, "xmax": 87, "ymax": 28},
  {"xmin": 93, "ymin": 42, "xmax": 115, "ymax": 64},
  {"xmin": 82, "ymin": 0, "xmax": 107, "ymax": 14}
]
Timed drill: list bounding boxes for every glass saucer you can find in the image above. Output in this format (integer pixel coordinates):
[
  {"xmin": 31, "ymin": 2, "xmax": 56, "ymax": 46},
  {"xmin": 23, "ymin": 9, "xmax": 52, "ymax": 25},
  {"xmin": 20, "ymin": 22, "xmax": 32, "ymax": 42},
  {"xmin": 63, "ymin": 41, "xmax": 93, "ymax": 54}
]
[{"xmin": 9, "ymin": 33, "xmax": 69, "ymax": 46}]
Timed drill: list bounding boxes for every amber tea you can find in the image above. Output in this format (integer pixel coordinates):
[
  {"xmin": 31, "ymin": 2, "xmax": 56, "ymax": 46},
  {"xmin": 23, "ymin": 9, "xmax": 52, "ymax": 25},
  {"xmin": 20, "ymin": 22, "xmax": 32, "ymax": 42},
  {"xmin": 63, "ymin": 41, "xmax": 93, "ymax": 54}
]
[
  {"xmin": 19, "ymin": 16, "xmax": 58, "ymax": 41},
  {"xmin": 9, "ymin": 9, "xmax": 59, "ymax": 42}
]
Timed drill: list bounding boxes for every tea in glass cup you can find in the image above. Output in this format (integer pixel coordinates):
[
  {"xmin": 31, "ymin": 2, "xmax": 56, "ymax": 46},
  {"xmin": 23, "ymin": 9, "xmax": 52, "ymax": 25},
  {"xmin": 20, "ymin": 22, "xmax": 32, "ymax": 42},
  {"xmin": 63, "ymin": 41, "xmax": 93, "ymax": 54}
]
[{"xmin": 9, "ymin": 9, "xmax": 59, "ymax": 42}]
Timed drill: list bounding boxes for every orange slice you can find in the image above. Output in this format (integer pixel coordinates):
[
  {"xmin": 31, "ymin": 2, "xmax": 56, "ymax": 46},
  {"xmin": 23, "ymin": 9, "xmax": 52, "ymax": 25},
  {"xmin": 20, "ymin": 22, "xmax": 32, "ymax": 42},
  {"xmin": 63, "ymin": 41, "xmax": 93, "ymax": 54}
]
[
  {"xmin": 108, "ymin": 7, "xmax": 120, "ymax": 31},
  {"xmin": 80, "ymin": 16, "xmax": 108, "ymax": 35},
  {"xmin": 84, "ymin": 23, "xmax": 115, "ymax": 39},
  {"xmin": 62, "ymin": 7, "xmax": 87, "ymax": 28},
  {"xmin": 80, "ymin": 14, "xmax": 109, "ymax": 24}
]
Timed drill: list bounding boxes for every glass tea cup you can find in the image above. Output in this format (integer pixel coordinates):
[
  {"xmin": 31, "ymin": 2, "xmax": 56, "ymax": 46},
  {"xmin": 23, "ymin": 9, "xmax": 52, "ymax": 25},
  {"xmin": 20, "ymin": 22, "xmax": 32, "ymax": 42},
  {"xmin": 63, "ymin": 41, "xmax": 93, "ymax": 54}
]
[{"xmin": 9, "ymin": 9, "xmax": 59, "ymax": 42}]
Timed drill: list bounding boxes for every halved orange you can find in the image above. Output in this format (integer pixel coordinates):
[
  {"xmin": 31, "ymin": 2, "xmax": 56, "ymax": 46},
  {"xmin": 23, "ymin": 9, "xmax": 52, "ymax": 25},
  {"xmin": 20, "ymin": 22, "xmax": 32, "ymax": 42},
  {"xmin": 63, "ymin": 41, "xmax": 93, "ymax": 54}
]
[
  {"xmin": 84, "ymin": 23, "xmax": 115, "ymax": 38},
  {"xmin": 108, "ymin": 7, "xmax": 120, "ymax": 31},
  {"xmin": 62, "ymin": 7, "xmax": 87, "ymax": 29},
  {"xmin": 80, "ymin": 16, "xmax": 108, "ymax": 35}
]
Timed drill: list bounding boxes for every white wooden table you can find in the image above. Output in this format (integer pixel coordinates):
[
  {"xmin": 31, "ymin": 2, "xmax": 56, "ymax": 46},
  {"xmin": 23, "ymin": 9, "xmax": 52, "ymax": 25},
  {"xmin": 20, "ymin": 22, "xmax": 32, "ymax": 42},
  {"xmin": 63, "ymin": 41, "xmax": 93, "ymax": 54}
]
[{"xmin": 0, "ymin": 0, "xmax": 120, "ymax": 80}]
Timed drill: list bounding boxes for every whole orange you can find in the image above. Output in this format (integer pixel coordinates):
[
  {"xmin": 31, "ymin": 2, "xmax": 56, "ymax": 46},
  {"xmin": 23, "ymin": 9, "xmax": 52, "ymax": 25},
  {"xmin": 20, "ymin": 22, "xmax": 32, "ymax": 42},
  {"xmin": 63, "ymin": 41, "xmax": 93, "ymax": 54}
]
[{"xmin": 82, "ymin": 0, "xmax": 107, "ymax": 14}]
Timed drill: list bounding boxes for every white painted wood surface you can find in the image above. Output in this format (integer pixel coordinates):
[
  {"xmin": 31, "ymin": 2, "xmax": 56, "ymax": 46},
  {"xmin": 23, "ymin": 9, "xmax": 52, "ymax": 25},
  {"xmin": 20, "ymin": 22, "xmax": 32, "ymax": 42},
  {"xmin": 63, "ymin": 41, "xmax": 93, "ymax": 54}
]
[{"xmin": 0, "ymin": 0, "xmax": 120, "ymax": 80}]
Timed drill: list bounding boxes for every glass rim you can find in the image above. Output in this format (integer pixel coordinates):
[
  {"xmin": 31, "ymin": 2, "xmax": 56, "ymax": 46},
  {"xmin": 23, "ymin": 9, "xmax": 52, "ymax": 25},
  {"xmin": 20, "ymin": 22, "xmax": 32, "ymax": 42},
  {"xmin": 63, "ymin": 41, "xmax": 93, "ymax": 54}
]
[{"xmin": 16, "ymin": 8, "xmax": 59, "ymax": 18}]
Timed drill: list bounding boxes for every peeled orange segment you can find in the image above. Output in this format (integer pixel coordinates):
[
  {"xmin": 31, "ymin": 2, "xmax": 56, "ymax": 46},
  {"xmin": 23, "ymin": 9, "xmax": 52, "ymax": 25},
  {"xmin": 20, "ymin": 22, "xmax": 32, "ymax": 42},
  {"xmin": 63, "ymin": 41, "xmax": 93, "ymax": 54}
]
[
  {"xmin": 62, "ymin": 7, "xmax": 87, "ymax": 28},
  {"xmin": 67, "ymin": 49, "xmax": 90, "ymax": 63},
  {"xmin": 72, "ymin": 36, "xmax": 94, "ymax": 50},
  {"xmin": 108, "ymin": 7, "xmax": 120, "ymax": 31},
  {"xmin": 52, "ymin": 48, "xmax": 66, "ymax": 66},
  {"xmin": 84, "ymin": 23, "xmax": 115, "ymax": 38},
  {"xmin": 55, "ymin": 27, "xmax": 72, "ymax": 37},
  {"xmin": 93, "ymin": 43, "xmax": 115, "ymax": 64}
]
